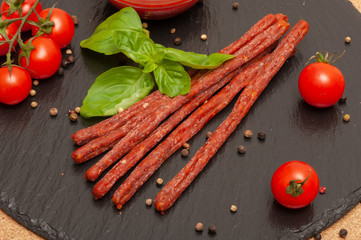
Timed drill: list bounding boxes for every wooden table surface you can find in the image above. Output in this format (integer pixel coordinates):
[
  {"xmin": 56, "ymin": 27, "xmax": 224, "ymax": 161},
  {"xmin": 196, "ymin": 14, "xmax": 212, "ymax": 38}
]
[{"xmin": 1, "ymin": 1, "xmax": 361, "ymax": 239}]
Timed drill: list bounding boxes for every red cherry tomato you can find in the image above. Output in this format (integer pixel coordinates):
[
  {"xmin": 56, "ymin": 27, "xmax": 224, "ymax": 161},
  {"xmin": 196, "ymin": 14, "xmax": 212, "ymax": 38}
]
[
  {"xmin": 0, "ymin": 66, "xmax": 32, "ymax": 105},
  {"xmin": 1, "ymin": 0, "xmax": 42, "ymax": 32},
  {"xmin": 32, "ymin": 8, "xmax": 74, "ymax": 49},
  {"xmin": 271, "ymin": 161, "xmax": 319, "ymax": 209},
  {"xmin": 298, "ymin": 62, "xmax": 345, "ymax": 108},
  {"xmin": 0, "ymin": 22, "xmax": 18, "ymax": 56},
  {"xmin": 19, "ymin": 36, "xmax": 61, "ymax": 79}
]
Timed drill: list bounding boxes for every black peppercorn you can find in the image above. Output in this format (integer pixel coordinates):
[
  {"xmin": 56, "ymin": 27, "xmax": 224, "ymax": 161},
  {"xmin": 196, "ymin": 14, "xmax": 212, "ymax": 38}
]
[
  {"xmin": 57, "ymin": 67, "xmax": 64, "ymax": 76},
  {"xmin": 72, "ymin": 15, "xmax": 79, "ymax": 25},
  {"xmin": 339, "ymin": 96, "xmax": 347, "ymax": 104},
  {"xmin": 174, "ymin": 37, "xmax": 182, "ymax": 45},
  {"xmin": 258, "ymin": 132, "xmax": 266, "ymax": 140},
  {"xmin": 208, "ymin": 224, "xmax": 216, "ymax": 234},
  {"xmin": 232, "ymin": 2, "xmax": 239, "ymax": 9},
  {"xmin": 68, "ymin": 55, "xmax": 75, "ymax": 64},
  {"xmin": 69, "ymin": 113, "xmax": 78, "ymax": 122},
  {"xmin": 206, "ymin": 131, "xmax": 212, "ymax": 139},
  {"xmin": 339, "ymin": 228, "xmax": 348, "ymax": 238},
  {"xmin": 62, "ymin": 60, "xmax": 70, "ymax": 68},
  {"xmin": 181, "ymin": 149, "xmax": 189, "ymax": 158},
  {"xmin": 237, "ymin": 145, "xmax": 246, "ymax": 154}
]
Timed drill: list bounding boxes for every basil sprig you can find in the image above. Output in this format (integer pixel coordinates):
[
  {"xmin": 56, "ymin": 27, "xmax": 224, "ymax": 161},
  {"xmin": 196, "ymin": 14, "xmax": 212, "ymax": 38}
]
[{"xmin": 80, "ymin": 7, "xmax": 234, "ymax": 118}]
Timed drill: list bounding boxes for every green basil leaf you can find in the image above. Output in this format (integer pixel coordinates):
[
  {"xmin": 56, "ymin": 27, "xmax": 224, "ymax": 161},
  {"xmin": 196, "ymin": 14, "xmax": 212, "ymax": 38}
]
[
  {"xmin": 80, "ymin": 66, "xmax": 155, "ymax": 118},
  {"xmin": 80, "ymin": 7, "xmax": 147, "ymax": 55},
  {"xmin": 153, "ymin": 60, "xmax": 191, "ymax": 97},
  {"xmin": 112, "ymin": 29, "xmax": 157, "ymax": 66},
  {"xmin": 163, "ymin": 47, "xmax": 235, "ymax": 69},
  {"xmin": 143, "ymin": 61, "xmax": 158, "ymax": 73}
]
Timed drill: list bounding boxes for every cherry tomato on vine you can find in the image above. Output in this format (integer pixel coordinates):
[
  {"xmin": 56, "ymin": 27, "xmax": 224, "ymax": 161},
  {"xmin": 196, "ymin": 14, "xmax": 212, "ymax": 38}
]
[
  {"xmin": 0, "ymin": 66, "xmax": 32, "ymax": 105},
  {"xmin": 19, "ymin": 36, "xmax": 61, "ymax": 79},
  {"xmin": 298, "ymin": 52, "xmax": 345, "ymax": 108},
  {"xmin": 32, "ymin": 8, "xmax": 74, "ymax": 49},
  {"xmin": 1, "ymin": 0, "xmax": 42, "ymax": 32},
  {"xmin": 271, "ymin": 161, "xmax": 319, "ymax": 209},
  {"xmin": 0, "ymin": 22, "xmax": 18, "ymax": 56}
]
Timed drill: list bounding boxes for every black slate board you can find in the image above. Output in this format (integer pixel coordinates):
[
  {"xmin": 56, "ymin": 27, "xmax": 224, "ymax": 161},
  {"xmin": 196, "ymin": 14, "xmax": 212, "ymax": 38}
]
[{"xmin": 1, "ymin": 0, "xmax": 361, "ymax": 239}]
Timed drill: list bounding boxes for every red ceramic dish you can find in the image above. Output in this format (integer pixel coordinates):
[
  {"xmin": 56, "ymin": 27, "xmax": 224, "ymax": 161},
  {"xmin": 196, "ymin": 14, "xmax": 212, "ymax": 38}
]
[{"xmin": 109, "ymin": 0, "xmax": 198, "ymax": 20}]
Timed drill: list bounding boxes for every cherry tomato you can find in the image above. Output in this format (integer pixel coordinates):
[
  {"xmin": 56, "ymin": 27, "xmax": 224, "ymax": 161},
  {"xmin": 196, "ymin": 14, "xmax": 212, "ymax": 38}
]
[
  {"xmin": 0, "ymin": 66, "xmax": 32, "ymax": 105},
  {"xmin": 0, "ymin": 22, "xmax": 18, "ymax": 56},
  {"xmin": 19, "ymin": 36, "xmax": 61, "ymax": 79},
  {"xmin": 271, "ymin": 161, "xmax": 319, "ymax": 209},
  {"xmin": 1, "ymin": 0, "xmax": 42, "ymax": 32},
  {"xmin": 32, "ymin": 8, "xmax": 74, "ymax": 49},
  {"xmin": 298, "ymin": 62, "xmax": 345, "ymax": 108}
]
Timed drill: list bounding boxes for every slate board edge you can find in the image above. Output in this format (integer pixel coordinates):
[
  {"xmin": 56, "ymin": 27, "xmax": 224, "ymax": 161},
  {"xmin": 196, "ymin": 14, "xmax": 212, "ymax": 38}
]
[
  {"xmin": 0, "ymin": 192, "xmax": 75, "ymax": 240},
  {"xmin": 1, "ymin": 186, "xmax": 361, "ymax": 240}
]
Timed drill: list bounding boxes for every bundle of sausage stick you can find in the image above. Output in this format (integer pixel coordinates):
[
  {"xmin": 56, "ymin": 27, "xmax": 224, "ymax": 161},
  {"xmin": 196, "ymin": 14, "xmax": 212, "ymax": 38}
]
[{"xmin": 71, "ymin": 14, "xmax": 309, "ymax": 213}]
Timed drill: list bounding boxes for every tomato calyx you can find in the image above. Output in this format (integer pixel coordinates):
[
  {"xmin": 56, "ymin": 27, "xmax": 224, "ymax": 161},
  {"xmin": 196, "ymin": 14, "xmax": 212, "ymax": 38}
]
[
  {"xmin": 17, "ymin": 36, "xmax": 34, "ymax": 65},
  {"xmin": 306, "ymin": 51, "xmax": 345, "ymax": 65},
  {"xmin": 285, "ymin": 169, "xmax": 311, "ymax": 197},
  {"xmin": 30, "ymin": 5, "xmax": 55, "ymax": 35},
  {"xmin": 2, "ymin": 0, "xmax": 24, "ymax": 17}
]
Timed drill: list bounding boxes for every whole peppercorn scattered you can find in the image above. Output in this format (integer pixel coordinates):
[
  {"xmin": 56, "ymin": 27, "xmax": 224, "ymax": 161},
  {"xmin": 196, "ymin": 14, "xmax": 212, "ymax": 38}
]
[
  {"xmin": 183, "ymin": 142, "xmax": 190, "ymax": 150},
  {"xmin": 49, "ymin": 107, "xmax": 58, "ymax": 116},
  {"xmin": 195, "ymin": 222, "xmax": 204, "ymax": 232},
  {"xmin": 145, "ymin": 198, "xmax": 152, "ymax": 206},
  {"xmin": 170, "ymin": 28, "xmax": 176, "ymax": 34},
  {"xmin": 206, "ymin": 131, "xmax": 212, "ymax": 139},
  {"xmin": 57, "ymin": 67, "xmax": 64, "ymax": 76},
  {"xmin": 72, "ymin": 15, "xmax": 79, "ymax": 25},
  {"xmin": 208, "ymin": 224, "xmax": 217, "ymax": 234},
  {"xmin": 237, "ymin": 145, "xmax": 246, "ymax": 154},
  {"xmin": 174, "ymin": 37, "xmax": 182, "ymax": 45},
  {"xmin": 33, "ymin": 80, "xmax": 39, "ymax": 86},
  {"xmin": 344, "ymin": 36, "xmax": 351, "ymax": 43},
  {"xmin": 142, "ymin": 22, "xmax": 148, "ymax": 29},
  {"xmin": 230, "ymin": 204, "xmax": 238, "ymax": 212},
  {"xmin": 29, "ymin": 89, "xmax": 36, "ymax": 96},
  {"xmin": 68, "ymin": 55, "xmax": 75, "ymax": 64},
  {"xmin": 65, "ymin": 49, "xmax": 72, "ymax": 55},
  {"xmin": 68, "ymin": 109, "xmax": 76, "ymax": 114},
  {"xmin": 244, "ymin": 129, "xmax": 253, "ymax": 138},
  {"xmin": 314, "ymin": 233, "xmax": 322, "ymax": 240},
  {"xmin": 343, "ymin": 114, "xmax": 350, "ymax": 122},
  {"xmin": 319, "ymin": 186, "xmax": 327, "ymax": 194},
  {"xmin": 156, "ymin": 178, "xmax": 163, "ymax": 186},
  {"xmin": 75, "ymin": 107, "xmax": 81, "ymax": 114},
  {"xmin": 69, "ymin": 112, "xmax": 78, "ymax": 122},
  {"xmin": 118, "ymin": 107, "xmax": 124, "ymax": 113},
  {"xmin": 257, "ymin": 132, "xmax": 266, "ymax": 140},
  {"xmin": 201, "ymin": 34, "xmax": 207, "ymax": 41},
  {"xmin": 31, "ymin": 101, "xmax": 38, "ymax": 108},
  {"xmin": 62, "ymin": 60, "xmax": 70, "ymax": 68},
  {"xmin": 339, "ymin": 228, "xmax": 348, "ymax": 238},
  {"xmin": 232, "ymin": 2, "xmax": 239, "ymax": 9},
  {"xmin": 181, "ymin": 148, "xmax": 189, "ymax": 158},
  {"xmin": 339, "ymin": 96, "xmax": 347, "ymax": 104}
]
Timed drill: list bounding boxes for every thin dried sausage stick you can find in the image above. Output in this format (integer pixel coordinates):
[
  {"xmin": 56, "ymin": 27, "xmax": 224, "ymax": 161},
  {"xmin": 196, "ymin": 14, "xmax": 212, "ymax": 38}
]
[
  {"xmin": 72, "ymin": 15, "xmax": 281, "ymax": 146},
  {"xmin": 71, "ymin": 91, "xmax": 166, "ymax": 145},
  {"xmin": 111, "ymin": 51, "xmax": 275, "ymax": 209},
  {"xmin": 85, "ymin": 20, "xmax": 290, "ymax": 182},
  {"xmin": 92, "ymin": 69, "xmax": 239, "ymax": 199},
  {"xmin": 154, "ymin": 20, "xmax": 310, "ymax": 213}
]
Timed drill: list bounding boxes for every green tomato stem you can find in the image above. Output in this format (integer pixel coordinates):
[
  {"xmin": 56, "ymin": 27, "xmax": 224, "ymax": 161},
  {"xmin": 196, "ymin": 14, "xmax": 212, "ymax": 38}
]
[{"xmin": 5, "ymin": 0, "xmax": 41, "ymax": 66}]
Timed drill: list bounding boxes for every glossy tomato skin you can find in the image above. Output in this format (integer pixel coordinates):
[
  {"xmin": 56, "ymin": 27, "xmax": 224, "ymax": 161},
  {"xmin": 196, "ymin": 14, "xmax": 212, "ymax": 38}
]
[
  {"xmin": 0, "ymin": 23, "xmax": 18, "ymax": 56},
  {"xmin": 298, "ymin": 62, "xmax": 345, "ymax": 108},
  {"xmin": 271, "ymin": 161, "xmax": 319, "ymax": 209},
  {"xmin": 19, "ymin": 36, "xmax": 61, "ymax": 79},
  {"xmin": 0, "ymin": 66, "xmax": 32, "ymax": 105},
  {"xmin": 32, "ymin": 8, "xmax": 74, "ymax": 49},
  {"xmin": 1, "ymin": 0, "xmax": 42, "ymax": 31}
]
